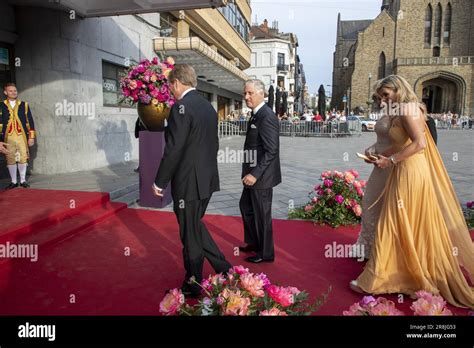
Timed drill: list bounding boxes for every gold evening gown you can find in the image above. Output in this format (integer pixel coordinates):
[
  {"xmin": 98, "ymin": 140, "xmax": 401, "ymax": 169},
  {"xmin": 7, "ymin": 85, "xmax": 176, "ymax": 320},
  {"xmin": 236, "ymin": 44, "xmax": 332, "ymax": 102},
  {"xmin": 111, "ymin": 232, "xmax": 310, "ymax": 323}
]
[{"xmin": 356, "ymin": 115, "xmax": 474, "ymax": 308}]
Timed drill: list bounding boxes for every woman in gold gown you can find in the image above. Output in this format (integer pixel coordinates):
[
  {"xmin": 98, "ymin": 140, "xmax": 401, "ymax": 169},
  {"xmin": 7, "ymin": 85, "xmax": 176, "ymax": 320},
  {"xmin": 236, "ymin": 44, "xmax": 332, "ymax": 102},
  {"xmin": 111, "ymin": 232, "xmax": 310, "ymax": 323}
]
[{"xmin": 351, "ymin": 75, "xmax": 474, "ymax": 309}]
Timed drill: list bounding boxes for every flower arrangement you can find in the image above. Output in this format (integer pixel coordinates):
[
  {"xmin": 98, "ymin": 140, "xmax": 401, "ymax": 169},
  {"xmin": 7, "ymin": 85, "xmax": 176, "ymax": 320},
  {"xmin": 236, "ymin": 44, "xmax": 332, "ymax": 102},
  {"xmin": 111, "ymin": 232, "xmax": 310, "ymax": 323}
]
[
  {"xmin": 343, "ymin": 296, "xmax": 404, "ymax": 316},
  {"xmin": 159, "ymin": 265, "xmax": 331, "ymax": 316},
  {"xmin": 463, "ymin": 201, "xmax": 474, "ymax": 229},
  {"xmin": 120, "ymin": 56, "xmax": 176, "ymax": 108},
  {"xmin": 289, "ymin": 170, "xmax": 367, "ymax": 228},
  {"xmin": 344, "ymin": 291, "xmax": 453, "ymax": 316},
  {"xmin": 410, "ymin": 291, "xmax": 453, "ymax": 316}
]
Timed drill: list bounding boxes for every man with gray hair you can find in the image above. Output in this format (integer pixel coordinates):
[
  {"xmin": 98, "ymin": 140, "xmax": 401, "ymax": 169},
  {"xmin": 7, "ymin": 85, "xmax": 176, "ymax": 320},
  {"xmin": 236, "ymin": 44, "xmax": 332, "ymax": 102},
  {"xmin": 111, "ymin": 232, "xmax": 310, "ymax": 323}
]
[{"xmin": 239, "ymin": 79, "xmax": 281, "ymax": 263}]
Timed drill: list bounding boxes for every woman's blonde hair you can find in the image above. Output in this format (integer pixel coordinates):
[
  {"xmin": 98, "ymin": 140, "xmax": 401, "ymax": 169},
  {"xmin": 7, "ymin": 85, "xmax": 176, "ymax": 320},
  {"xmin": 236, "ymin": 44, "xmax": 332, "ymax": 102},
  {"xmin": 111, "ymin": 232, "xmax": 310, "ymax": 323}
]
[{"xmin": 374, "ymin": 75, "xmax": 419, "ymax": 104}]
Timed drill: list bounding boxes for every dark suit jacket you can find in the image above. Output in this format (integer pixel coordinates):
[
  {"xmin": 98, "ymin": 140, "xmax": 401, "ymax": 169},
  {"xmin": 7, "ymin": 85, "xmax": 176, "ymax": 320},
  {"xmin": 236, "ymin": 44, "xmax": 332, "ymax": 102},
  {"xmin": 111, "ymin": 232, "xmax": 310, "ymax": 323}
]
[
  {"xmin": 242, "ymin": 104, "xmax": 281, "ymax": 190},
  {"xmin": 154, "ymin": 90, "xmax": 219, "ymax": 201}
]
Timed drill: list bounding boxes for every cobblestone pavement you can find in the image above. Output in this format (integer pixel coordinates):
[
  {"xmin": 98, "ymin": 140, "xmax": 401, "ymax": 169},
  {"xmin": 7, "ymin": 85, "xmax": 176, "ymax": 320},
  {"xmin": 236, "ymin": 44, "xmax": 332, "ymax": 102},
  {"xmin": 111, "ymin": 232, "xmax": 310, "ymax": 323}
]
[
  {"xmin": 2, "ymin": 129, "xmax": 472, "ymax": 220},
  {"xmin": 138, "ymin": 129, "xmax": 474, "ymax": 219}
]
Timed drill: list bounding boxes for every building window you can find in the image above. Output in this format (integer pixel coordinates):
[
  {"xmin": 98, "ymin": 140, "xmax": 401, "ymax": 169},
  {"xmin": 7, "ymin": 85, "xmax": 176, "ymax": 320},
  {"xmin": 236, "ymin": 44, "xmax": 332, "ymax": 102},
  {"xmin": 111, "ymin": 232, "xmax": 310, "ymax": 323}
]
[
  {"xmin": 434, "ymin": 3, "xmax": 442, "ymax": 46},
  {"xmin": 425, "ymin": 4, "xmax": 433, "ymax": 46},
  {"xmin": 378, "ymin": 52, "xmax": 386, "ymax": 79},
  {"xmin": 444, "ymin": 3, "xmax": 452, "ymax": 46},
  {"xmin": 278, "ymin": 53, "xmax": 285, "ymax": 65},
  {"xmin": 102, "ymin": 60, "xmax": 129, "ymax": 107},
  {"xmin": 383, "ymin": 27, "xmax": 385, "ymax": 37},
  {"xmin": 218, "ymin": 4, "xmax": 250, "ymax": 42},
  {"xmin": 433, "ymin": 46, "xmax": 441, "ymax": 57}
]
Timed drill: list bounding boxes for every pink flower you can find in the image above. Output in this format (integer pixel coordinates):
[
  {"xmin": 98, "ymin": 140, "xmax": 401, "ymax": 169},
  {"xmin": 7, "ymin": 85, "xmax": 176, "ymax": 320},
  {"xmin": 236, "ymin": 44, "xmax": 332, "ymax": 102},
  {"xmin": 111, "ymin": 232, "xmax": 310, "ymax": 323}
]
[
  {"xmin": 260, "ymin": 308, "xmax": 288, "ymax": 316},
  {"xmin": 334, "ymin": 171, "xmax": 344, "ymax": 179},
  {"xmin": 349, "ymin": 169, "xmax": 360, "ymax": 178},
  {"xmin": 359, "ymin": 180, "xmax": 367, "ymax": 188},
  {"xmin": 218, "ymin": 289, "xmax": 251, "ymax": 316},
  {"xmin": 240, "ymin": 273, "xmax": 265, "ymax": 297},
  {"xmin": 349, "ymin": 199, "xmax": 358, "ymax": 208},
  {"xmin": 200, "ymin": 279, "xmax": 213, "ymax": 293},
  {"xmin": 467, "ymin": 201, "xmax": 473, "ymax": 209},
  {"xmin": 321, "ymin": 171, "xmax": 332, "ymax": 178},
  {"xmin": 287, "ymin": 287, "xmax": 301, "ymax": 296},
  {"xmin": 344, "ymin": 172, "xmax": 355, "ymax": 184},
  {"xmin": 353, "ymin": 181, "xmax": 361, "ymax": 189},
  {"xmin": 343, "ymin": 302, "xmax": 366, "ymax": 316},
  {"xmin": 256, "ymin": 273, "xmax": 271, "ymax": 288},
  {"xmin": 326, "ymin": 188, "xmax": 333, "ymax": 195},
  {"xmin": 229, "ymin": 265, "xmax": 249, "ymax": 275},
  {"xmin": 311, "ymin": 197, "xmax": 318, "ymax": 204},
  {"xmin": 410, "ymin": 291, "xmax": 453, "ymax": 316},
  {"xmin": 370, "ymin": 298, "xmax": 404, "ymax": 316},
  {"xmin": 335, "ymin": 195, "xmax": 344, "ymax": 204},
  {"xmin": 267, "ymin": 285, "xmax": 294, "ymax": 307},
  {"xmin": 151, "ymin": 57, "xmax": 159, "ymax": 65},
  {"xmin": 323, "ymin": 179, "xmax": 334, "ymax": 188},
  {"xmin": 159, "ymin": 288, "xmax": 185, "ymax": 315},
  {"xmin": 314, "ymin": 184, "xmax": 321, "ymax": 191},
  {"xmin": 353, "ymin": 204, "xmax": 362, "ymax": 217},
  {"xmin": 304, "ymin": 204, "xmax": 313, "ymax": 212},
  {"xmin": 356, "ymin": 188, "xmax": 364, "ymax": 197},
  {"xmin": 128, "ymin": 80, "xmax": 138, "ymax": 90}
]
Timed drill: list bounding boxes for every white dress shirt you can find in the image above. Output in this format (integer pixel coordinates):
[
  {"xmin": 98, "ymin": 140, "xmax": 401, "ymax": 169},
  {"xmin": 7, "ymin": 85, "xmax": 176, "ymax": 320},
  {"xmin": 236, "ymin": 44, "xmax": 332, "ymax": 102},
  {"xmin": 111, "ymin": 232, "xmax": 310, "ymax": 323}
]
[
  {"xmin": 252, "ymin": 101, "xmax": 265, "ymax": 115},
  {"xmin": 9, "ymin": 99, "xmax": 16, "ymax": 109}
]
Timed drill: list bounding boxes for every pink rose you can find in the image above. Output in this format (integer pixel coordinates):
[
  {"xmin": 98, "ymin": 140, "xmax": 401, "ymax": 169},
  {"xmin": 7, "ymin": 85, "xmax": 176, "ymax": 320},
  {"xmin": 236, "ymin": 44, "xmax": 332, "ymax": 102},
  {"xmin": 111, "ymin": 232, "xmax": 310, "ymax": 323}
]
[
  {"xmin": 304, "ymin": 204, "xmax": 313, "ymax": 212},
  {"xmin": 335, "ymin": 195, "xmax": 344, "ymax": 204},
  {"xmin": 356, "ymin": 188, "xmax": 364, "ymax": 197},
  {"xmin": 311, "ymin": 197, "xmax": 318, "ymax": 204},
  {"xmin": 159, "ymin": 289, "xmax": 185, "ymax": 315},
  {"xmin": 467, "ymin": 201, "xmax": 473, "ymax": 209}
]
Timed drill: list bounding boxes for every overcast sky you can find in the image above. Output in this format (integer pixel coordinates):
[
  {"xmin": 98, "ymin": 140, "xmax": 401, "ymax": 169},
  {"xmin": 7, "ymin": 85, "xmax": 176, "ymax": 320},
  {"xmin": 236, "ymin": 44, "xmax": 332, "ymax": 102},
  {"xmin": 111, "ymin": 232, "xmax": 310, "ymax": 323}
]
[{"xmin": 251, "ymin": 0, "xmax": 381, "ymax": 96}]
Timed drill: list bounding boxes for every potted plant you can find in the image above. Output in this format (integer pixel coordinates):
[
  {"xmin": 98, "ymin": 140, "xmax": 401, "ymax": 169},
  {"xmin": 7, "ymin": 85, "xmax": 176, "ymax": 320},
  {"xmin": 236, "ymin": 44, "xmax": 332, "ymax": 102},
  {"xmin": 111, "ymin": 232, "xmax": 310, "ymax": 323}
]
[{"xmin": 120, "ymin": 56, "xmax": 175, "ymax": 131}]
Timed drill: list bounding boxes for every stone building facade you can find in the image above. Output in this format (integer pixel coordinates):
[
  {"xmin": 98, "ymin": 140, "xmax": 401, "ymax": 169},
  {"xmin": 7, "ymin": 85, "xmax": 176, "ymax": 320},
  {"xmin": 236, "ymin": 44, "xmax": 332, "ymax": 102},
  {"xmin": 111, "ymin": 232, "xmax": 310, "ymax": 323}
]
[{"xmin": 332, "ymin": 0, "xmax": 474, "ymax": 116}]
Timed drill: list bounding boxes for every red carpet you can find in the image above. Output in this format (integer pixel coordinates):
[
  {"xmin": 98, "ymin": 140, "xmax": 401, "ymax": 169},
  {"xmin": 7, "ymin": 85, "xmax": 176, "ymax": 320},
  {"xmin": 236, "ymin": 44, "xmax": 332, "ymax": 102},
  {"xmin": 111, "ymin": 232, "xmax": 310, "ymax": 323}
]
[{"xmin": 0, "ymin": 189, "xmax": 472, "ymax": 316}]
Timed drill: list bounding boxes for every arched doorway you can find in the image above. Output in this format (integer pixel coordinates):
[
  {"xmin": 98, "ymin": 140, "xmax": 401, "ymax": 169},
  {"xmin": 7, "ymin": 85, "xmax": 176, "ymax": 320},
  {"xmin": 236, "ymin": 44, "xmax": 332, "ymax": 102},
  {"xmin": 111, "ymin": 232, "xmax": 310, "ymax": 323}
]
[{"xmin": 415, "ymin": 72, "xmax": 466, "ymax": 114}]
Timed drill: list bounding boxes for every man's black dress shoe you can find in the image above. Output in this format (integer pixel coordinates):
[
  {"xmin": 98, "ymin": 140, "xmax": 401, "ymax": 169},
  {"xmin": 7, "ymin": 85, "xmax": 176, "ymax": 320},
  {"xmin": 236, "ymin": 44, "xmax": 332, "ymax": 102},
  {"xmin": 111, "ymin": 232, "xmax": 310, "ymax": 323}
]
[
  {"xmin": 245, "ymin": 255, "xmax": 274, "ymax": 264},
  {"xmin": 5, "ymin": 183, "xmax": 18, "ymax": 190},
  {"xmin": 239, "ymin": 244, "xmax": 256, "ymax": 253},
  {"xmin": 20, "ymin": 182, "xmax": 30, "ymax": 188}
]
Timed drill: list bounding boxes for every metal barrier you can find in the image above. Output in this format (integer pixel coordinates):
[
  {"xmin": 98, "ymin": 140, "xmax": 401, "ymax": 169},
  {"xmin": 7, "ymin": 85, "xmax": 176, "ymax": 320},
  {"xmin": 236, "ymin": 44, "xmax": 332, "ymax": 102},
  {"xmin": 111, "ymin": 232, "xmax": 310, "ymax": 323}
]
[{"xmin": 218, "ymin": 120, "xmax": 362, "ymax": 138}]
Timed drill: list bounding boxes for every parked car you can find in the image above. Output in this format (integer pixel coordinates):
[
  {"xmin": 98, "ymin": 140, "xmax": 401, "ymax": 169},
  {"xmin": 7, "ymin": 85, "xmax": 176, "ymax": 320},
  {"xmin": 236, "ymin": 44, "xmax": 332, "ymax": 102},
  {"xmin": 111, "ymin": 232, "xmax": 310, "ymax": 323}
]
[{"xmin": 347, "ymin": 116, "xmax": 376, "ymax": 131}]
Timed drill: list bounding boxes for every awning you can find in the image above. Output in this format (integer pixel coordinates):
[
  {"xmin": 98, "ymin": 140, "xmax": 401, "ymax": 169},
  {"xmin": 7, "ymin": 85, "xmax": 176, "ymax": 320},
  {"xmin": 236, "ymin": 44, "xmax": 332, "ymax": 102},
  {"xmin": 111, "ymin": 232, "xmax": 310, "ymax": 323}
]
[
  {"xmin": 155, "ymin": 37, "xmax": 248, "ymax": 95},
  {"xmin": 8, "ymin": 0, "xmax": 228, "ymax": 17}
]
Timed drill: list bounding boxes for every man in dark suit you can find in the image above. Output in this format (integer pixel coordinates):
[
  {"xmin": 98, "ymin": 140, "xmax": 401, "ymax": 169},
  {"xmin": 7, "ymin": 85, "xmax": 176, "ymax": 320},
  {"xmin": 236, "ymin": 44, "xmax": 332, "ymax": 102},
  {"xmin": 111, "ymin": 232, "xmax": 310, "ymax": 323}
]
[
  {"xmin": 239, "ymin": 79, "xmax": 281, "ymax": 263},
  {"xmin": 153, "ymin": 64, "xmax": 231, "ymax": 297}
]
